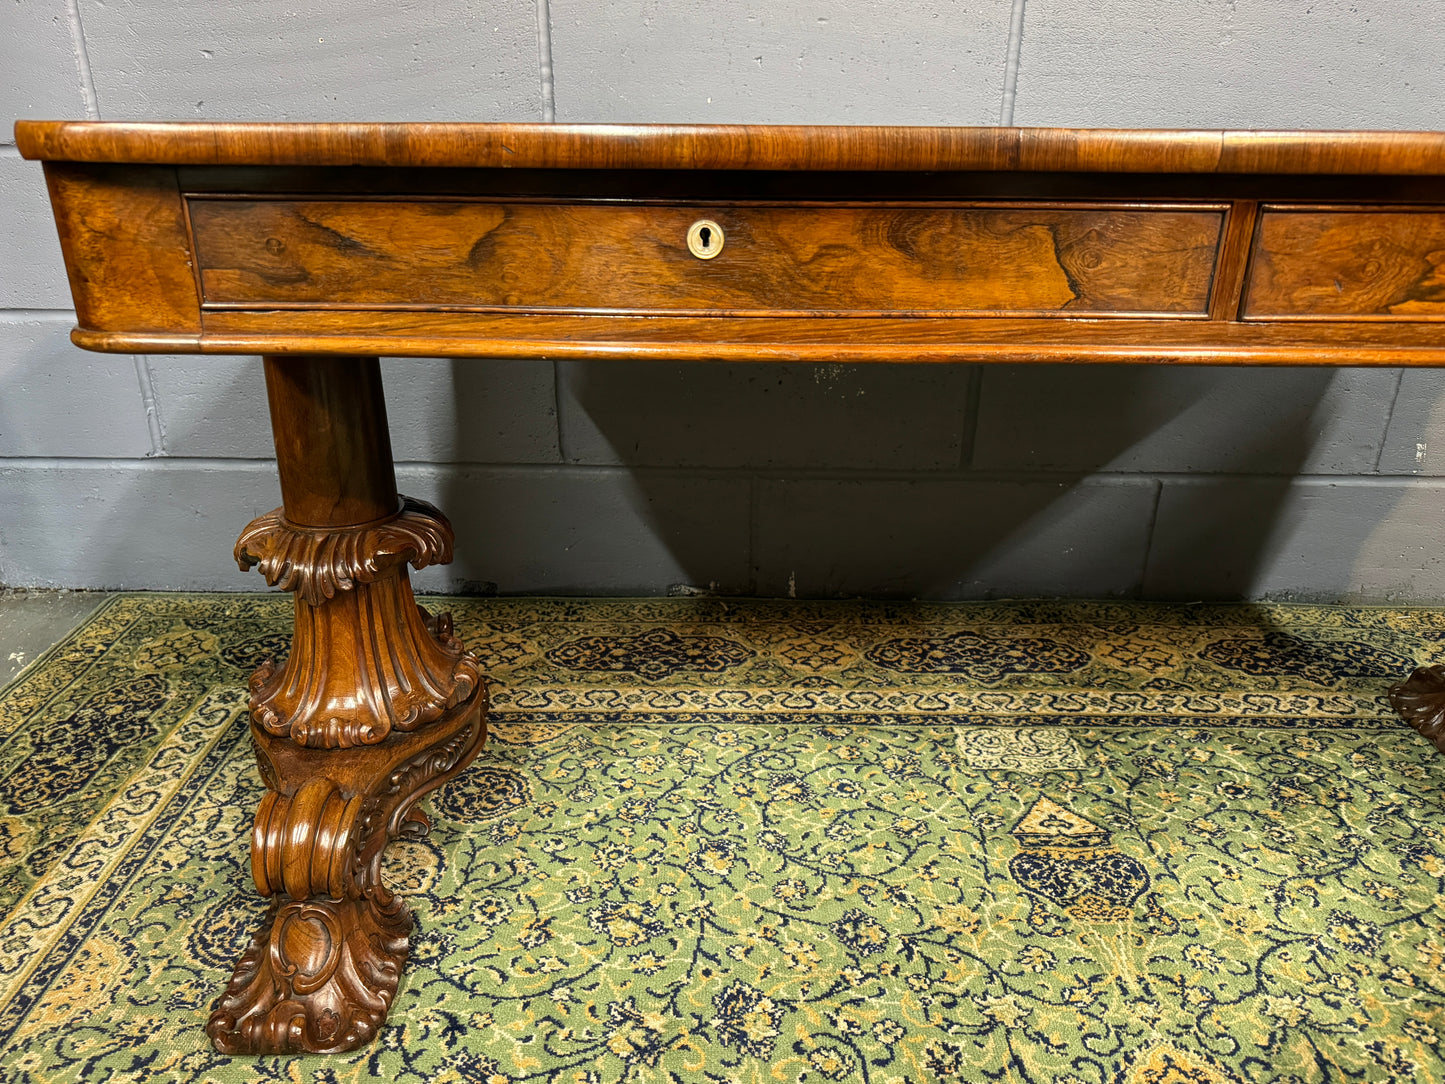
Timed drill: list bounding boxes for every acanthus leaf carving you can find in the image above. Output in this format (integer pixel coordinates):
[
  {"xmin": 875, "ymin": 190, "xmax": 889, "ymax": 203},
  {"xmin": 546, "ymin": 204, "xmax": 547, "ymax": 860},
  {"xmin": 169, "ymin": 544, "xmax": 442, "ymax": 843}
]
[
  {"xmin": 235, "ymin": 495, "xmax": 453, "ymax": 608},
  {"xmin": 234, "ymin": 493, "xmax": 481, "ymax": 749}
]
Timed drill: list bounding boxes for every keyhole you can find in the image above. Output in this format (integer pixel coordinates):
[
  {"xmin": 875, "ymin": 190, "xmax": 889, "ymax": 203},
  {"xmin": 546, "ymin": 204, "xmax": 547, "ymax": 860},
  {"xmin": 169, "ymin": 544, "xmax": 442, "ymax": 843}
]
[{"xmin": 687, "ymin": 219, "xmax": 724, "ymax": 259}]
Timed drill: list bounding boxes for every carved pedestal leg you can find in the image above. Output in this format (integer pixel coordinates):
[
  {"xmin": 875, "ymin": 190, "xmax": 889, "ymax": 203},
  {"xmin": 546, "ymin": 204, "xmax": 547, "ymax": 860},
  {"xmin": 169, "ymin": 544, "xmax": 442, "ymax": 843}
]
[
  {"xmin": 1390, "ymin": 666, "xmax": 1445, "ymax": 753},
  {"xmin": 205, "ymin": 356, "xmax": 487, "ymax": 1054}
]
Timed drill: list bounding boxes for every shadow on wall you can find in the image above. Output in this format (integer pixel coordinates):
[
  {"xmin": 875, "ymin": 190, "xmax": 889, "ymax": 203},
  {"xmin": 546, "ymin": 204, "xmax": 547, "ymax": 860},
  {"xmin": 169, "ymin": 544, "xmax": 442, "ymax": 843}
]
[
  {"xmin": 440, "ymin": 359, "xmax": 1349, "ymax": 601},
  {"xmin": 1354, "ymin": 387, "xmax": 1445, "ymax": 598}
]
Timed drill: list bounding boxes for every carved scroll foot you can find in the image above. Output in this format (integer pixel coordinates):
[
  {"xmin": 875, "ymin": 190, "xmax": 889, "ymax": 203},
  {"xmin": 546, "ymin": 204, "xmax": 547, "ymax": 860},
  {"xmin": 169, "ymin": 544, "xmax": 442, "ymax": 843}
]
[
  {"xmin": 206, "ymin": 896, "xmax": 410, "ymax": 1055},
  {"xmin": 206, "ymin": 693, "xmax": 486, "ymax": 1054},
  {"xmin": 1390, "ymin": 664, "xmax": 1445, "ymax": 753}
]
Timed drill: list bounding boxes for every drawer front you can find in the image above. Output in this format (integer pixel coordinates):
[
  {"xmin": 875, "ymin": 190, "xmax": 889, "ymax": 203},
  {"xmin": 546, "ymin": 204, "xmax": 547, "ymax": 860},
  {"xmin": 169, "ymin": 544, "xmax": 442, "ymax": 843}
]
[
  {"xmin": 188, "ymin": 198, "xmax": 1224, "ymax": 318},
  {"xmin": 1244, "ymin": 206, "xmax": 1445, "ymax": 320}
]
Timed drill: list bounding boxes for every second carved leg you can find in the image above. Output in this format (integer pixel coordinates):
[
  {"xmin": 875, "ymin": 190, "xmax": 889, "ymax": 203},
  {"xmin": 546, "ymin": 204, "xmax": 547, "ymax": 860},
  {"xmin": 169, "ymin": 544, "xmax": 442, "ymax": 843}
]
[{"xmin": 1390, "ymin": 664, "xmax": 1445, "ymax": 752}]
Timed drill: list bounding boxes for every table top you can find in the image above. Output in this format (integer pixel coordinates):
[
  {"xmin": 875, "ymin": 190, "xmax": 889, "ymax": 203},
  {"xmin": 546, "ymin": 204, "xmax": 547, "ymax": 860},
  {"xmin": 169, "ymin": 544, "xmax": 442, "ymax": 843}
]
[{"xmin": 16, "ymin": 121, "xmax": 1445, "ymax": 174}]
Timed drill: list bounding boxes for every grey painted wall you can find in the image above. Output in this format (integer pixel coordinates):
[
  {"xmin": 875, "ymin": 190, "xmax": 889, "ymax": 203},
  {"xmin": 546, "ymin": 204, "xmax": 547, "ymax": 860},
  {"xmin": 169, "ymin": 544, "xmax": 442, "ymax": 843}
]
[{"xmin": 4, "ymin": 1, "xmax": 1445, "ymax": 601}]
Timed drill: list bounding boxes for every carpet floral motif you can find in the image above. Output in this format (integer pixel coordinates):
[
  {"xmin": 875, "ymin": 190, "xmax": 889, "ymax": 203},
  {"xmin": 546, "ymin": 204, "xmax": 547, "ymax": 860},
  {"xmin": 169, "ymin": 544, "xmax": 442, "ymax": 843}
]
[
  {"xmin": 865, "ymin": 631, "xmax": 1091, "ymax": 675},
  {"xmin": 545, "ymin": 629, "xmax": 754, "ymax": 680},
  {"xmin": 0, "ymin": 594, "xmax": 1443, "ymax": 1083}
]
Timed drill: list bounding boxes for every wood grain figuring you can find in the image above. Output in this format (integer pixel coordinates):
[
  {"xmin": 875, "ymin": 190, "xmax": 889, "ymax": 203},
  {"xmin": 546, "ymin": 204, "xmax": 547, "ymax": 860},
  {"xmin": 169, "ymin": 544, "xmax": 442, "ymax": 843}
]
[
  {"xmin": 1245, "ymin": 206, "xmax": 1445, "ymax": 319},
  {"xmin": 42, "ymin": 162, "xmax": 200, "ymax": 334},
  {"xmin": 18, "ymin": 121, "xmax": 1445, "ymax": 176},
  {"xmin": 261, "ymin": 355, "xmax": 399, "ymax": 527},
  {"xmin": 188, "ymin": 199, "xmax": 1224, "ymax": 317}
]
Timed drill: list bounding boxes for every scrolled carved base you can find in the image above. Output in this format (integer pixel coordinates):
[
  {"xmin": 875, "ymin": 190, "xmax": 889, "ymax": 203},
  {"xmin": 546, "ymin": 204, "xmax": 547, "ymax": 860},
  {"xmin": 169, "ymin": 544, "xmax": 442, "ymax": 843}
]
[
  {"xmin": 1389, "ymin": 664, "xmax": 1445, "ymax": 753},
  {"xmin": 206, "ymin": 690, "xmax": 487, "ymax": 1055}
]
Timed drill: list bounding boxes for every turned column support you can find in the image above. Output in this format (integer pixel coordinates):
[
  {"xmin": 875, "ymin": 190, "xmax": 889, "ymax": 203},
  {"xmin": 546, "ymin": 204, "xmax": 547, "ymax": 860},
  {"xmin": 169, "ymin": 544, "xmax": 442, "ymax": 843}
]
[
  {"xmin": 261, "ymin": 353, "xmax": 401, "ymax": 529},
  {"xmin": 206, "ymin": 355, "xmax": 487, "ymax": 1055}
]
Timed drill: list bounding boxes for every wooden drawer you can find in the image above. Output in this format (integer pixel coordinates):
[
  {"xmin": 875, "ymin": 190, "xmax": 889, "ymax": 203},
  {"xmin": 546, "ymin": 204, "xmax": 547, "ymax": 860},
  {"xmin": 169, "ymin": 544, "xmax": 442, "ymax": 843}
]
[
  {"xmin": 187, "ymin": 198, "xmax": 1225, "ymax": 318},
  {"xmin": 1244, "ymin": 205, "xmax": 1445, "ymax": 319}
]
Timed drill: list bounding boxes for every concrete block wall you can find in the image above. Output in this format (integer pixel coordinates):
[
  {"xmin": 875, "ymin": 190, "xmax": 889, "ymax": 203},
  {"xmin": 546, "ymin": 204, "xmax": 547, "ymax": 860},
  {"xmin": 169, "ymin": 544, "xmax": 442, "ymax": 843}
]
[{"xmin": 4, "ymin": 1, "xmax": 1445, "ymax": 601}]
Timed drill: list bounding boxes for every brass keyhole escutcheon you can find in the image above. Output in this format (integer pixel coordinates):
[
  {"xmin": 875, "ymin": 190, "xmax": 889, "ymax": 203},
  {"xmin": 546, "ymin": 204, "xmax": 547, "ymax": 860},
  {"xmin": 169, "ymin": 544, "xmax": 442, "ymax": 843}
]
[{"xmin": 686, "ymin": 219, "xmax": 724, "ymax": 259}]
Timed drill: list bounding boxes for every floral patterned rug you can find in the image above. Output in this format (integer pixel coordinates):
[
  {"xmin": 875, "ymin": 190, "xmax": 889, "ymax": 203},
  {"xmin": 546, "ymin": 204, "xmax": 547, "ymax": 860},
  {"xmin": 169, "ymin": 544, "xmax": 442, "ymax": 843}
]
[{"xmin": 1, "ymin": 594, "xmax": 1444, "ymax": 1083}]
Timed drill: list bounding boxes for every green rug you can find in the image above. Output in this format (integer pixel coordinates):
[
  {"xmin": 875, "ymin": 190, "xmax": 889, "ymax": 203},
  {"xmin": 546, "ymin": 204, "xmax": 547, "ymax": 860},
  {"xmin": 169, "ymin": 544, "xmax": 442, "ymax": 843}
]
[{"xmin": 2, "ymin": 594, "xmax": 1445, "ymax": 1083}]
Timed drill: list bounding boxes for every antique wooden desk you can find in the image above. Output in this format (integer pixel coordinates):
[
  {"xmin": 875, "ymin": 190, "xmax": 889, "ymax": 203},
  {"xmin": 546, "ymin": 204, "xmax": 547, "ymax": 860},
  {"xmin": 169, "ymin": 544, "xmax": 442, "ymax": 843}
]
[{"xmin": 15, "ymin": 121, "xmax": 1445, "ymax": 1054}]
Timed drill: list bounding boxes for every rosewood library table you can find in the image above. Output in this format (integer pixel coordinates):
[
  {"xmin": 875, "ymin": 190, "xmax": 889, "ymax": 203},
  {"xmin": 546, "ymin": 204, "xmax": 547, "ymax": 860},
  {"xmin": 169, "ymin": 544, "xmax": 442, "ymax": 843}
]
[{"xmin": 16, "ymin": 120, "xmax": 1445, "ymax": 1054}]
